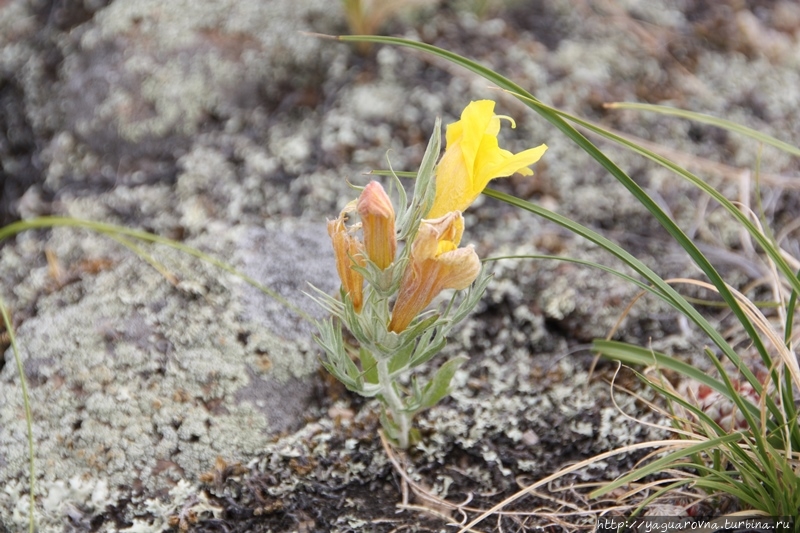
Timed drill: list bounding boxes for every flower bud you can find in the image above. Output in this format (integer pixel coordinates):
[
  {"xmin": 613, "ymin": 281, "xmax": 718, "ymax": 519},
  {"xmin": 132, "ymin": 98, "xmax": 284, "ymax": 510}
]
[
  {"xmin": 389, "ymin": 211, "xmax": 480, "ymax": 333},
  {"xmin": 357, "ymin": 181, "xmax": 397, "ymax": 270},
  {"xmin": 328, "ymin": 210, "xmax": 366, "ymax": 312}
]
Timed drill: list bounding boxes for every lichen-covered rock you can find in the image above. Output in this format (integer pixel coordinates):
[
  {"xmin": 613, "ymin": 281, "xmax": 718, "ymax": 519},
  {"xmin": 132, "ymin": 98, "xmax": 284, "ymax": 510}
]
[
  {"xmin": 53, "ymin": 0, "xmax": 333, "ymax": 157},
  {"xmin": 0, "ymin": 220, "xmax": 335, "ymax": 529},
  {"xmin": 0, "ymin": 0, "xmax": 342, "ymax": 221},
  {"xmin": 1, "ymin": 0, "xmax": 800, "ymax": 529}
]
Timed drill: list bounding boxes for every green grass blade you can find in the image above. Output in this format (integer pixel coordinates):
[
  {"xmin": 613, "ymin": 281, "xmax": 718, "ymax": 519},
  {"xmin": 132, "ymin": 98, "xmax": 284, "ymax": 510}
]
[
  {"xmin": 705, "ymin": 348, "xmax": 775, "ymax": 466},
  {"xmin": 520, "ymin": 98, "xmax": 800, "ymax": 303},
  {"xmin": 624, "ymin": 347, "xmax": 794, "ymax": 515},
  {"xmin": 0, "ymin": 217, "xmax": 311, "ymax": 323},
  {"xmin": 688, "ymin": 475, "xmax": 771, "ymax": 512},
  {"xmin": 590, "ymin": 431, "xmax": 746, "ymax": 498},
  {"xmin": 511, "ymin": 98, "xmax": 791, "ymax": 376},
  {"xmin": 370, "ymin": 170, "xmax": 416, "ymax": 179},
  {"xmin": 783, "ymin": 367, "xmax": 800, "ymax": 450},
  {"xmin": 781, "ymin": 270, "xmax": 800, "ymax": 449},
  {"xmin": 785, "ymin": 270, "xmax": 800, "ymax": 348},
  {"xmin": 627, "ymin": 479, "xmax": 696, "ymax": 517},
  {"xmin": 605, "ymin": 102, "xmax": 800, "ymax": 157},
  {"xmin": 594, "ymin": 339, "xmax": 765, "ymax": 426},
  {"xmin": 493, "ymin": 189, "xmax": 785, "ymax": 429},
  {"xmin": 635, "ymin": 371, "xmax": 736, "ymax": 440},
  {"xmin": 485, "ymin": 189, "xmax": 772, "ymax": 396},
  {"xmin": 484, "ymin": 254, "xmax": 662, "ymax": 295},
  {"xmin": 0, "ymin": 294, "xmax": 36, "ymax": 532},
  {"xmin": 103, "ymin": 232, "xmax": 179, "ymax": 284}
]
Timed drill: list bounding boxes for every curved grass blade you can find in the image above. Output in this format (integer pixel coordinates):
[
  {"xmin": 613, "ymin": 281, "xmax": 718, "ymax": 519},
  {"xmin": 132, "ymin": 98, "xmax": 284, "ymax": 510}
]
[
  {"xmin": 590, "ymin": 431, "xmax": 746, "ymax": 498},
  {"xmin": 704, "ymin": 347, "xmax": 775, "ymax": 472},
  {"xmin": 604, "ymin": 102, "xmax": 800, "ymax": 158},
  {"xmin": 516, "ymin": 98, "xmax": 800, "ymax": 420},
  {"xmin": 516, "ymin": 97, "xmax": 800, "ymax": 303},
  {"xmin": 0, "ymin": 293, "xmax": 35, "ymax": 533},
  {"xmin": 485, "ymin": 189, "xmax": 773, "ymax": 388},
  {"xmin": 673, "ymin": 465, "xmax": 774, "ymax": 512},
  {"xmin": 593, "ymin": 339, "xmax": 763, "ymax": 423},
  {"xmin": 484, "ymin": 254, "xmax": 660, "ymax": 295},
  {"xmin": 782, "ymin": 271, "xmax": 800, "ymax": 449},
  {"xmin": 489, "ymin": 188, "xmax": 786, "ymax": 426},
  {"xmin": 0, "ymin": 216, "xmax": 311, "ymax": 323}
]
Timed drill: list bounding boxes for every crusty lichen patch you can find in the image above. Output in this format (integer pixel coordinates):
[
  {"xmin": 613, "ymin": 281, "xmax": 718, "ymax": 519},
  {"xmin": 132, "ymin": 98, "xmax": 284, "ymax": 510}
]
[
  {"xmin": 2, "ymin": 0, "xmax": 799, "ymax": 529},
  {"xmin": 0, "ymin": 221, "xmax": 335, "ymax": 530},
  {"xmin": 61, "ymin": 0, "xmax": 338, "ymax": 146},
  {"xmin": 120, "ymin": 319, "xmax": 667, "ymax": 531}
]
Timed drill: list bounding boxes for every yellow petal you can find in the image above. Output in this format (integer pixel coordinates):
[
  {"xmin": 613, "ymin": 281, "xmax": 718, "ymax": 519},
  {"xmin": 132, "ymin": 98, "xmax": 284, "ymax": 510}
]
[
  {"xmin": 453, "ymin": 100, "xmax": 496, "ymax": 187},
  {"xmin": 474, "ymin": 143, "xmax": 548, "ymax": 191},
  {"xmin": 424, "ymin": 211, "xmax": 464, "ymax": 249},
  {"xmin": 433, "ymin": 246, "xmax": 482, "ymax": 290},
  {"xmin": 427, "ymin": 100, "xmax": 547, "ymax": 219},
  {"xmin": 427, "ymin": 141, "xmax": 471, "ymax": 219}
]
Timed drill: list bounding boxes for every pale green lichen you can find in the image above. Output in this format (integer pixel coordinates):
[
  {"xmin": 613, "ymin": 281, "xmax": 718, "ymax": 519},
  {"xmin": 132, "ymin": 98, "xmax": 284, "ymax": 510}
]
[
  {"xmin": 69, "ymin": 0, "xmax": 337, "ymax": 144},
  {"xmin": 2, "ymin": 0, "xmax": 799, "ymax": 528},
  {"xmin": 0, "ymin": 220, "xmax": 333, "ymax": 529}
]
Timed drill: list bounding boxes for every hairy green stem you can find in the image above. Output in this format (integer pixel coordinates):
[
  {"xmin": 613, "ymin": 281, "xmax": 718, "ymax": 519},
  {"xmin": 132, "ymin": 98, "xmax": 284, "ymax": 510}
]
[{"xmin": 377, "ymin": 357, "xmax": 410, "ymax": 448}]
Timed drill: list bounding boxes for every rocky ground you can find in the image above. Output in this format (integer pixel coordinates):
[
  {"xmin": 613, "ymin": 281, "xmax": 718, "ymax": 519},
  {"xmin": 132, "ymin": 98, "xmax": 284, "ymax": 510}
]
[{"xmin": 1, "ymin": 0, "xmax": 799, "ymax": 531}]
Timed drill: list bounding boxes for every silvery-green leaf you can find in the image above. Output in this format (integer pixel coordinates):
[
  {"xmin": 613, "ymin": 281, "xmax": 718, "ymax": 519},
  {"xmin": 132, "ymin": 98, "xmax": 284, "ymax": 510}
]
[
  {"xmin": 444, "ymin": 268, "xmax": 492, "ymax": 335},
  {"xmin": 388, "ymin": 340, "xmax": 416, "ymax": 375},
  {"xmin": 418, "ymin": 356, "xmax": 468, "ymax": 410},
  {"xmin": 304, "ymin": 283, "xmax": 346, "ymax": 318},
  {"xmin": 398, "ymin": 117, "xmax": 440, "ymax": 241},
  {"xmin": 343, "ymin": 298, "xmax": 369, "ymax": 345},
  {"xmin": 359, "ymin": 347, "xmax": 379, "ymax": 384},
  {"xmin": 320, "ymin": 360, "xmax": 360, "ymax": 393},
  {"xmin": 379, "ymin": 405, "xmax": 401, "ymax": 443},
  {"xmin": 408, "ymin": 334, "xmax": 447, "ymax": 368},
  {"xmin": 385, "ymin": 156, "xmax": 408, "ymax": 221}
]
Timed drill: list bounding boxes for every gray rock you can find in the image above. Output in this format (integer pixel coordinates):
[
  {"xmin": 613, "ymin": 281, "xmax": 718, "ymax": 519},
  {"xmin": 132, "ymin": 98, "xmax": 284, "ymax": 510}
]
[
  {"xmin": 0, "ymin": 220, "xmax": 335, "ymax": 528},
  {"xmin": 1, "ymin": 0, "xmax": 800, "ymax": 529}
]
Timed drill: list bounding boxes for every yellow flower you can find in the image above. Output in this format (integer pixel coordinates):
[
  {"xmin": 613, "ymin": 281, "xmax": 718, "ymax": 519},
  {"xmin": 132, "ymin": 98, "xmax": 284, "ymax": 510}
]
[
  {"xmin": 427, "ymin": 100, "xmax": 547, "ymax": 219},
  {"xmin": 389, "ymin": 212, "xmax": 481, "ymax": 333},
  {"xmin": 357, "ymin": 181, "xmax": 396, "ymax": 270},
  {"xmin": 328, "ymin": 205, "xmax": 366, "ymax": 312}
]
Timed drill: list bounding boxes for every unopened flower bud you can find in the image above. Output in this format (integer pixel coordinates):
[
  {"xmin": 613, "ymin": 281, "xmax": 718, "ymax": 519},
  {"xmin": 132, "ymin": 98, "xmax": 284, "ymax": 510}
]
[
  {"xmin": 389, "ymin": 211, "xmax": 480, "ymax": 332},
  {"xmin": 357, "ymin": 181, "xmax": 397, "ymax": 270},
  {"xmin": 328, "ymin": 210, "xmax": 366, "ymax": 312}
]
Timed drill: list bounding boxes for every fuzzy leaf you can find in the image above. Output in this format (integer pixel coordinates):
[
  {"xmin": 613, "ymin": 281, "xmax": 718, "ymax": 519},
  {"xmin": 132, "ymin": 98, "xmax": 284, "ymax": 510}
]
[
  {"xmin": 359, "ymin": 347, "xmax": 379, "ymax": 384},
  {"xmin": 388, "ymin": 341, "xmax": 416, "ymax": 375},
  {"xmin": 408, "ymin": 334, "xmax": 447, "ymax": 369},
  {"xmin": 315, "ymin": 319, "xmax": 364, "ymax": 393},
  {"xmin": 379, "ymin": 405, "xmax": 401, "ymax": 443},
  {"xmin": 418, "ymin": 356, "xmax": 467, "ymax": 410},
  {"xmin": 397, "ymin": 117, "xmax": 441, "ymax": 242}
]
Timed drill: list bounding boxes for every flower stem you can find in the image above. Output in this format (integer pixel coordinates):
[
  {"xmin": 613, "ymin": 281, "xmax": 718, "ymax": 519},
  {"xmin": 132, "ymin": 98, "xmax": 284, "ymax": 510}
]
[{"xmin": 377, "ymin": 357, "xmax": 410, "ymax": 449}]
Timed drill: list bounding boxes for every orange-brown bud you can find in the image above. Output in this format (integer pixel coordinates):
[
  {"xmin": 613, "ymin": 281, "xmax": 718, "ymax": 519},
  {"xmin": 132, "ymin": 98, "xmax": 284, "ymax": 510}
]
[
  {"xmin": 328, "ymin": 210, "xmax": 366, "ymax": 312},
  {"xmin": 357, "ymin": 181, "xmax": 396, "ymax": 270},
  {"xmin": 389, "ymin": 212, "xmax": 480, "ymax": 333}
]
